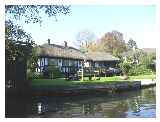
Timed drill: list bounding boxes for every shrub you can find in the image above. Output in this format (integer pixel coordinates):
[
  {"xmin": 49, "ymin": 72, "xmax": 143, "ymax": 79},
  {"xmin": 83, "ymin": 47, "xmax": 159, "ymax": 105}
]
[
  {"xmin": 128, "ymin": 65, "xmax": 153, "ymax": 76},
  {"xmin": 119, "ymin": 61, "xmax": 132, "ymax": 75},
  {"xmin": 139, "ymin": 54, "xmax": 153, "ymax": 67},
  {"xmin": 120, "ymin": 50, "xmax": 156, "ymax": 76},
  {"xmin": 27, "ymin": 69, "xmax": 43, "ymax": 80},
  {"xmin": 128, "ymin": 53, "xmax": 155, "ymax": 76}
]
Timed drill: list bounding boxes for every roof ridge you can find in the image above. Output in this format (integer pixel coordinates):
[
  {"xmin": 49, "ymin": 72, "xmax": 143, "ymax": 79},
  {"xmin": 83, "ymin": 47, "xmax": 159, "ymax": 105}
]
[{"xmin": 41, "ymin": 43, "xmax": 81, "ymax": 51}]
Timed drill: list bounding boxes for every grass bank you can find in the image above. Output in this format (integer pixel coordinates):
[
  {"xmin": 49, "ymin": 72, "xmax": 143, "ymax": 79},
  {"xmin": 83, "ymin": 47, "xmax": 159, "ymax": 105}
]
[{"xmin": 32, "ymin": 74, "xmax": 155, "ymax": 86}]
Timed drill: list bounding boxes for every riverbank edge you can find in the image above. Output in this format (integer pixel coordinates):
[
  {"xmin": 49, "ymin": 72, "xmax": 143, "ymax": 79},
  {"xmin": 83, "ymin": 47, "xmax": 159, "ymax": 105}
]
[{"xmin": 31, "ymin": 80, "xmax": 156, "ymax": 96}]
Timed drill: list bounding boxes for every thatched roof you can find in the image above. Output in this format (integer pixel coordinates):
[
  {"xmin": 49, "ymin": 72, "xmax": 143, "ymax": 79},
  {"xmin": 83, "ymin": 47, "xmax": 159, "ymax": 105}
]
[
  {"xmin": 36, "ymin": 43, "xmax": 85, "ymax": 60},
  {"xmin": 85, "ymin": 52, "xmax": 119, "ymax": 61},
  {"xmin": 37, "ymin": 43, "xmax": 119, "ymax": 61}
]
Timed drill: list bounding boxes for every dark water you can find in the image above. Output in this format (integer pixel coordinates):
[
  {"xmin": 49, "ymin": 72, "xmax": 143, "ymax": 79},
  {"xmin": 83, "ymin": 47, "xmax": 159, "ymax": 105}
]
[{"xmin": 6, "ymin": 87, "xmax": 156, "ymax": 118}]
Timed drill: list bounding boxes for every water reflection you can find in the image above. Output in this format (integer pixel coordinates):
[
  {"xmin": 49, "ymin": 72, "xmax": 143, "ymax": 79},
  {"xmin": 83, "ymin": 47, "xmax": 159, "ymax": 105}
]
[
  {"xmin": 31, "ymin": 87, "xmax": 156, "ymax": 118},
  {"xmin": 6, "ymin": 87, "xmax": 156, "ymax": 118},
  {"xmin": 5, "ymin": 96, "xmax": 32, "ymax": 118}
]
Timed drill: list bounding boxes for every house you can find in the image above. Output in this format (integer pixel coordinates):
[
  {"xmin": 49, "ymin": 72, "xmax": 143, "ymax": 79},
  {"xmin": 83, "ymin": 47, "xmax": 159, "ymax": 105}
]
[
  {"xmin": 36, "ymin": 39, "xmax": 120, "ymax": 75},
  {"xmin": 85, "ymin": 51, "xmax": 119, "ymax": 68}
]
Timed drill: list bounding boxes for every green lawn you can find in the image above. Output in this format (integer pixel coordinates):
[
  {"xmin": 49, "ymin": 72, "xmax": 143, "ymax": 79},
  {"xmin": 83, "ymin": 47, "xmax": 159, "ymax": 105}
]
[
  {"xmin": 128, "ymin": 74, "xmax": 156, "ymax": 80},
  {"xmin": 32, "ymin": 74, "xmax": 155, "ymax": 86}
]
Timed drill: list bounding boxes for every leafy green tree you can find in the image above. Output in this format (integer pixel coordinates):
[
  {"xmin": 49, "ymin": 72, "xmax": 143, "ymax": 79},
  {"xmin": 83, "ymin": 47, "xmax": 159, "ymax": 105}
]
[
  {"xmin": 5, "ymin": 5, "xmax": 71, "ymax": 24},
  {"xmin": 27, "ymin": 47, "xmax": 39, "ymax": 74},
  {"xmin": 124, "ymin": 51, "xmax": 155, "ymax": 76},
  {"xmin": 5, "ymin": 20, "xmax": 34, "ymax": 63},
  {"xmin": 127, "ymin": 38, "xmax": 138, "ymax": 50},
  {"xmin": 5, "ymin": 20, "xmax": 38, "ymax": 81}
]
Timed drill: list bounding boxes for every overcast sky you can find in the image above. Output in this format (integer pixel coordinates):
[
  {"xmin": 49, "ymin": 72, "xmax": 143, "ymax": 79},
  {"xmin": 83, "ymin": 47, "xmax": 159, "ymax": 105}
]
[{"xmin": 7, "ymin": 5, "xmax": 156, "ymax": 48}]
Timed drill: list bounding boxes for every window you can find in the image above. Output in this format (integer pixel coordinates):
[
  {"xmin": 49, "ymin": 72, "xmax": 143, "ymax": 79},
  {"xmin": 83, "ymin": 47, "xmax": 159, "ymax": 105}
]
[
  {"xmin": 69, "ymin": 60, "xmax": 75, "ymax": 66},
  {"xmin": 59, "ymin": 59, "xmax": 61, "ymax": 63},
  {"xmin": 62, "ymin": 59, "xmax": 69, "ymax": 66},
  {"xmin": 48, "ymin": 58, "xmax": 58, "ymax": 66}
]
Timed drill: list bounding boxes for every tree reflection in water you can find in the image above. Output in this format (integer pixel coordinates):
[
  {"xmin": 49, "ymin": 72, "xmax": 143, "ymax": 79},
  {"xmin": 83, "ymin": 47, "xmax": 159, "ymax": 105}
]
[
  {"xmin": 5, "ymin": 96, "xmax": 32, "ymax": 118},
  {"xmin": 6, "ymin": 87, "xmax": 156, "ymax": 118},
  {"xmin": 101, "ymin": 101, "xmax": 129, "ymax": 118}
]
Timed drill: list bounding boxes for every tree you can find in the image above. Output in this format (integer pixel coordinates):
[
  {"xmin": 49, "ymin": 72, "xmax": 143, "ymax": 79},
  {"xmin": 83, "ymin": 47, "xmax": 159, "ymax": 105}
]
[
  {"xmin": 97, "ymin": 31, "xmax": 128, "ymax": 56},
  {"xmin": 75, "ymin": 30, "xmax": 97, "ymax": 52},
  {"xmin": 5, "ymin": 5, "xmax": 71, "ymax": 25},
  {"xmin": 112, "ymin": 30, "xmax": 124, "ymax": 42},
  {"xmin": 123, "ymin": 50, "xmax": 155, "ymax": 76},
  {"xmin": 5, "ymin": 20, "xmax": 34, "ymax": 63},
  {"xmin": 127, "ymin": 38, "xmax": 138, "ymax": 50},
  {"xmin": 5, "ymin": 21, "xmax": 38, "ymax": 82}
]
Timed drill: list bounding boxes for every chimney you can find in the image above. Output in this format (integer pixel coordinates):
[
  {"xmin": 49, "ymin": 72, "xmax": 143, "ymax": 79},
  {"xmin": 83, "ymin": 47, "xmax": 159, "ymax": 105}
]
[
  {"xmin": 64, "ymin": 41, "xmax": 67, "ymax": 47},
  {"xmin": 48, "ymin": 39, "xmax": 50, "ymax": 45}
]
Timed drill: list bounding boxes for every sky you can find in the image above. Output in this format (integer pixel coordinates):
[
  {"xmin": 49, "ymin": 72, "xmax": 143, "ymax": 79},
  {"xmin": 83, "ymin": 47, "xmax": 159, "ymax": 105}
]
[{"xmin": 6, "ymin": 5, "xmax": 156, "ymax": 48}]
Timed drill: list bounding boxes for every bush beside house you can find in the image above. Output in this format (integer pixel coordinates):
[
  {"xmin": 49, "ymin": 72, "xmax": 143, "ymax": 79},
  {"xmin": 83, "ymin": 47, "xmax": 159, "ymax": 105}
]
[
  {"xmin": 119, "ymin": 60, "xmax": 132, "ymax": 79},
  {"xmin": 120, "ymin": 49, "xmax": 156, "ymax": 78}
]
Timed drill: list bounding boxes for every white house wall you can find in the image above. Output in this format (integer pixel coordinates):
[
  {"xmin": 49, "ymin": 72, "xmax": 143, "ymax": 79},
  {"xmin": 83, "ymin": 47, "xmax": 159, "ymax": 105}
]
[
  {"xmin": 95, "ymin": 62, "xmax": 99, "ymax": 67},
  {"xmin": 40, "ymin": 58, "xmax": 44, "ymax": 67},
  {"xmin": 58, "ymin": 59, "xmax": 62, "ymax": 67},
  {"xmin": 36, "ymin": 59, "xmax": 41, "ymax": 72},
  {"xmin": 36, "ymin": 56, "xmax": 118, "ymax": 74},
  {"xmin": 45, "ymin": 58, "xmax": 48, "ymax": 65},
  {"xmin": 78, "ymin": 61, "xmax": 82, "ymax": 67}
]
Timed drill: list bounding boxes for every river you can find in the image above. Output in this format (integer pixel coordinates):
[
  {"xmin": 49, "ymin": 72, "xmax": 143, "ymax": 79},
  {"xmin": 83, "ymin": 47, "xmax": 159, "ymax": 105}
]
[{"xmin": 6, "ymin": 87, "xmax": 156, "ymax": 118}]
